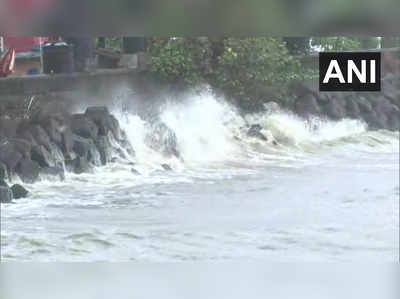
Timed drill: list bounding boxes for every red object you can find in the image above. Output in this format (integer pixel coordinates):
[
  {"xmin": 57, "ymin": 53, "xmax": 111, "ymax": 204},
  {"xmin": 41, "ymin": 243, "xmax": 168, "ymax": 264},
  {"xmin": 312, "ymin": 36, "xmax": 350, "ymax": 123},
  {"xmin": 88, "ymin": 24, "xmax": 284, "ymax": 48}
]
[
  {"xmin": 0, "ymin": 48, "xmax": 16, "ymax": 77},
  {"xmin": 3, "ymin": 37, "xmax": 51, "ymax": 53}
]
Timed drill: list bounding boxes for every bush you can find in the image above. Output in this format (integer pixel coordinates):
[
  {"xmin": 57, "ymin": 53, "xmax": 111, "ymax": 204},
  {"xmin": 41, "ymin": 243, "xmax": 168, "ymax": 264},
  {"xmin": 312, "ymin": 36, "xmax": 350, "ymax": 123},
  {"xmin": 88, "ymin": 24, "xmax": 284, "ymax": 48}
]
[{"xmin": 148, "ymin": 37, "xmax": 315, "ymax": 110}]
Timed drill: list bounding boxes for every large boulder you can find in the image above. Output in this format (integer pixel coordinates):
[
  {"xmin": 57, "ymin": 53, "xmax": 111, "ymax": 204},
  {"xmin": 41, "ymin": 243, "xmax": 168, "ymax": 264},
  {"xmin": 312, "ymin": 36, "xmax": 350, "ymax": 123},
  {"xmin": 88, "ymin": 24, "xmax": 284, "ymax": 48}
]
[
  {"xmin": 85, "ymin": 107, "xmax": 122, "ymax": 139},
  {"xmin": 0, "ymin": 186, "xmax": 13, "ymax": 203},
  {"xmin": 15, "ymin": 158, "xmax": 40, "ymax": 184},
  {"xmin": 17, "ymin": 124, "xmax": 52, "ymax": 152},
  {"xmin": 70, "ymin": 114, "xmax": 99, "ymax": 140},
  {"xmin": 7, "ymin": 138, "xmax": 32, "ymax": 159},
  {"xmin": 11, "ymin": 184, "xmax": 29, "ymax": 199},
  {"xmin": 72, "ymin": 134, "xmax": 101, "ymax": 166}
]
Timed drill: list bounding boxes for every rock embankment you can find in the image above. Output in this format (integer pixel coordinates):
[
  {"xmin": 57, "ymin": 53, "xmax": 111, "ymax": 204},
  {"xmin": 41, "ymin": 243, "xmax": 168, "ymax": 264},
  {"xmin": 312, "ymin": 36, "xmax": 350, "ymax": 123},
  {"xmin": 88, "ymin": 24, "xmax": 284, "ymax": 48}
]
[
  {"xmin": 0, "ymin": 106, "xmax": 134, "ymax": 203},
  {"xmin": 290, "ymin": 75, "xmax": 400, "ymax": 131}
]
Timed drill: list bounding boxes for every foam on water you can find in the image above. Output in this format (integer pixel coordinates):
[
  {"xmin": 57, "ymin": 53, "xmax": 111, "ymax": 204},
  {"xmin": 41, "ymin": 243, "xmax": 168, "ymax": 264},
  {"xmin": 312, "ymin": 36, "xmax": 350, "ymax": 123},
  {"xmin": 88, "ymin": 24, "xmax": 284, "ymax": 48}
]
[
  {"xmin": 114, "ymin": 90, "xmax": 398, "ymax": 170},
  {"xmin": 2, "ymin": 89, "xmax": 399, "ymax": 262}
]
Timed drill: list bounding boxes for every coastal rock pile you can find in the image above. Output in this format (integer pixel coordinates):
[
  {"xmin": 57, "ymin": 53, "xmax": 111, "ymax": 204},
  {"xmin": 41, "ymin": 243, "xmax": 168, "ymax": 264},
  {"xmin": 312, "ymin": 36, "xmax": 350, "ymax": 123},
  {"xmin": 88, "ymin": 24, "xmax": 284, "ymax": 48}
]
[
  {"xmin": 0, "ymin": 106, "xmax": 134, "ymax": 202},
  {"xmin": 290, "ymin": 75, "xmax": 400, "ymax": 130}
]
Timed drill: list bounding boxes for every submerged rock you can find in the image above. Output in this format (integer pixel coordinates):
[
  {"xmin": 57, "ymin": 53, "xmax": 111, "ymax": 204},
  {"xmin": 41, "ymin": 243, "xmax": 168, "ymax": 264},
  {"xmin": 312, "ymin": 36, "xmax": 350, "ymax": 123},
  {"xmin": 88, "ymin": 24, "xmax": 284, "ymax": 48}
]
[
  {"xmin": 247, "ymin": 124, "xmax": 268, "ymax": 141},
  {"xmin": 161, "ymin": 164, "xmax": 172, "ymax": 171},
  {"xmin": 40, "ymin": 166, "xmax": 65, "ymax": 181},
  {"xmin": 131, "ymin": 168, "xmax": 140, "ymax": 175},
  {"xmin": 11, "ymin": 184, "xmax": 29, "ymax": 199},
  {"xmin": 0, "ymin": 186, "xmax": 13, "ymax": 203},
  {"xmin": 145, "ymin": 121, "xmax": 180, "ymax": 158}
]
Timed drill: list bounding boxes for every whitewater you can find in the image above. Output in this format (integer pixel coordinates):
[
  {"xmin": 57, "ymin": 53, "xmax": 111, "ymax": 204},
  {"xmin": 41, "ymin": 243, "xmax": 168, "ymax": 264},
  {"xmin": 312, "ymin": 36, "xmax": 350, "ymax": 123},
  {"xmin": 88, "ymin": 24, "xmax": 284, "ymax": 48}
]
[{"xmin": 1, "ymin": 91, "xmax": 399, "ymax": 261}]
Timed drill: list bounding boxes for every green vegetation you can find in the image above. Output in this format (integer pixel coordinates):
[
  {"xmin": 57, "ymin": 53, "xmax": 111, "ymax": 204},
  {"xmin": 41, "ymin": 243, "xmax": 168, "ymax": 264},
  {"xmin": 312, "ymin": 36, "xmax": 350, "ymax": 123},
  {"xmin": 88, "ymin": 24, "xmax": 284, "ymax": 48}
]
[
  {"xmin": 148, "ymin": 37, "xmax": 318, "ymax": 110},
  {"xmin": 141, "ymin": 36, "xmax": 390, "ymax": 110},
  {"xmin": 311, "ymin": 37, "xmax": 380, "ymax": 51}
]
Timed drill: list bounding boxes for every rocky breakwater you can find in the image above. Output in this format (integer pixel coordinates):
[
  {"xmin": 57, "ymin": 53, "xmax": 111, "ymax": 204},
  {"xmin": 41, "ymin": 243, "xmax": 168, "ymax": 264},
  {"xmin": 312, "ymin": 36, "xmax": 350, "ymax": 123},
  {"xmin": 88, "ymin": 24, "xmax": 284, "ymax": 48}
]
[
  {"xmin": 290, "ymin": 75, "xmax": 400, "ymax": 131},
  {"xmin": 0, "ymin": 106, "xmax": 134, "ymax": 203}
]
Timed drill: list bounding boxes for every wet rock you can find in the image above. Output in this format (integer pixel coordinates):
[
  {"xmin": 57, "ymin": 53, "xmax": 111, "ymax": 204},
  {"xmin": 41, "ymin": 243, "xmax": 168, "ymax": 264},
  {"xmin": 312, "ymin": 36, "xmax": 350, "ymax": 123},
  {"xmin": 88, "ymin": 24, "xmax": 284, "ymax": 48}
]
[
  {"xmin": 85, "ymin": 107, "xmax": 122, "ymax": 139},
  {"xmin": 17, "ymin": 124, "xmax": 50, "ymax": 150},
  {"xmin": 0, "ymin": 117, "xmax": 21, "ymax": 139},
  {"xmin": 11, "ymin": 184, "xmax": 29, "ymax": 199},
  {"xmin": 247, "ymin": 124, "xmax": 268, "ymax": 141},
  {"xmin": 40, "ymin": 166, "xmax": 65, "ymax": 181},
  {"xmin": 355, "ymin": 97, "xmax": 373, "ymax": 114},
  {"xmin": 37, "ymin": 116, "xmax": 64, "ymax": 146},
  {"xmin": 0, "ymin": 186, "xmax": 13, "ymax": 203},
  {"xmin": 95, "ymin": 135, "xmax": 113, "ymax": 165},
  {"xmin": 345, "ymin": 97, "xmax": 360, "ymax": 118},
  {"xmin": 70, "ymin": 114, "xmax": 99, "ymax": 140},
  {"xmin": 145, "ymin": 122, "xmax": 180, "ymax": 158},
  {"xmin": 324, "ymin": 96, "xmax": 347, "ymax": 120},
  {"xmin": 295, "ymin": 93, "xmax": 321, "ymax": 116},
  {"xmin": 161, "ymin": 164, "xmax": 172, "ymax": 171},
  {"xmin": 0, "ymin": 162, "xmax": 7, "ymax": 181},
  {"xmin": 7, "ymin": 138, "xmax": 32, "ymax": 159},
  {"xmin": 0, "ymin": 140, "xmax": 23, "ymax": 172},
  {"xmin": 131, "ymin": 168, "xmax": 140, "ymax": 175},
  {"xmin": 70, "ymin": 156, "xmax": 93, "ymax": 174},
  {"xmin": 15, "ymin": 158, "xmax": 40, "ymax": 184}
]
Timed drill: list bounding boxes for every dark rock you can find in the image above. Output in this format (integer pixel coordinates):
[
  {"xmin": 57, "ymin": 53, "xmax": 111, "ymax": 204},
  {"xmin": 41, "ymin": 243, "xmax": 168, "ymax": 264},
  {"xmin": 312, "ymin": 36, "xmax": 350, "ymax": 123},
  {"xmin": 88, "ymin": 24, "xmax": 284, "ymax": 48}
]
[
  {"xmin": 161, "ymin": 164, "xmax": 172, "ymax": 171},
  {"xmin": 0, "ymin": 140, "xmax": 23, "ymax": 172},
  {"xmin": 40, "ymin": 166, "xmax": 65, "ymax": 181},
  {"xmin": 387, "ymin": 112, "xmax": 400, "ymax": 130},
  {"xmin": 0, "ymin": 180, "xmax": 8, "ymax": 187},
  {"xmin": 85, "ymin": 107, "xmax": 121, "ymax": 139},
  {"xmin": 0, "ymin": 186, "xmax": 13, "ymax": 203},
  {"xmin": 324, "ymin": 97, "xmax": 346, "ymax": 120},
  {"xmin": 11, "ymin": 184, "xmax": 29, "ymax": 199},
  {"xmin": 0, "ymin": 117, "xmax": 21, "ymax": 139},
  {"xmin": 354, "ymin": 97, "xmax": 371, "ymax": 114},
  {"xmin": 295, "ymin": 93, "xmax": 322, "ymax": 116},
  {"xmin": 70, "ymin": 114, "xmax": 99, "ymax": 140},
  {"xmin": 15, "ymin": 158, "xmax": 40, "ymax": 184},
  {"xmin": 289, "ymin": 81, "xmax": 317, "ymax": 98},
  {"xmin": 71, "ymin": 157, "xmax": 92, "ymax": 174},
  {"xmin": 0, "ymin": 162, "xmax": 6, "ymax": 181},
  {"xmin": 345, "ymin": 97, "xmax": 361, "ymax": 118},
  {"xmin": 247, "ymin": 124, "xmax": 268, "ymax": 141},
  {"xmin": 7, "ymin": 138, "xmax": 32, "ymax": 159},
  {"xmin": 37, "ymin": 117, "xmax": 64, "ymax": 145},
  {"xmin": 95, "ymin": 136, "xmax": 113, "ymax": 165},
  {"xmin": 17, "ymin": 124, "xmax": 50, "ymax": 150},
  {"xmin": 70, "ymin": 134, "xmax": 101, "ymax": 166},
  {"xmin": 363, "ymin": 111, "xmax": 387, "ymax": 130},
  {"xmin": 131, "ymin": 168, "xmax": 140, "ymax": 175}
]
